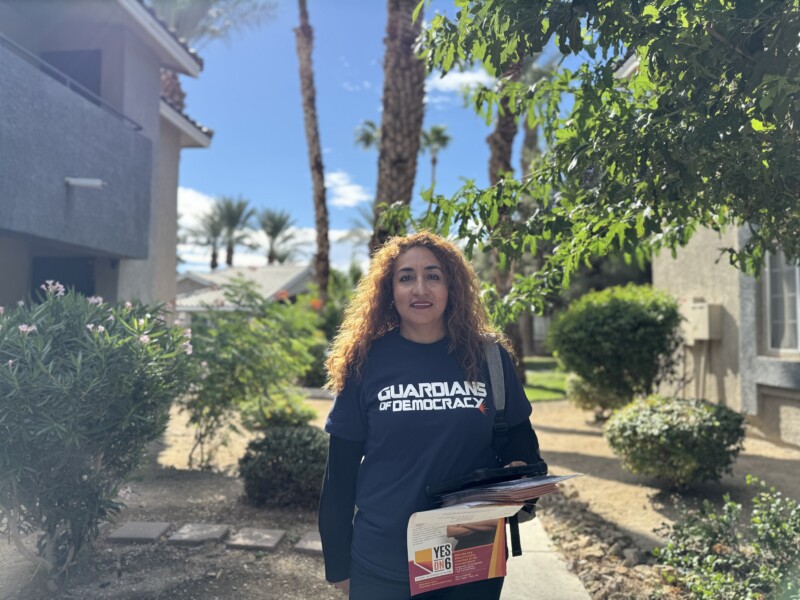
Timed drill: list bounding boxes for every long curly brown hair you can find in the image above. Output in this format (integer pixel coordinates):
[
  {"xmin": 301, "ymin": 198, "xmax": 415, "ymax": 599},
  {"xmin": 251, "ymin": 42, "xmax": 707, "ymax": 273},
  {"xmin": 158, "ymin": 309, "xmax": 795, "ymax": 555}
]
[{"xmin": 325, "ymin": 231, "xmax": 512, "ymax": 393}]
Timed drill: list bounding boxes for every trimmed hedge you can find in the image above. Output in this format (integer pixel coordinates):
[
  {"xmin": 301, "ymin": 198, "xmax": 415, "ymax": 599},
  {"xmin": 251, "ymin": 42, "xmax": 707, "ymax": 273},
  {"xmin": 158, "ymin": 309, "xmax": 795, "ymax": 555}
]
[
  {"xmin": 239, "ymin": 425, "xmax": 328, "ymax": 508},
  {"xmin": 548, "ymin": 284, "xmax": 682, "ymax": 404},
  {"xmin": 605, "ymin": 395, "xmax": 745, "ymax": 488}
]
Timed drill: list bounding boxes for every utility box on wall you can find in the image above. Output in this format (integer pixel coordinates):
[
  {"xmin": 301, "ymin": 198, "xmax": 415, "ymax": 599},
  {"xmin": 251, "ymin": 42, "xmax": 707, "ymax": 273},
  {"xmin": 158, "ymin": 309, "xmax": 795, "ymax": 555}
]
[{"xmin": 684, "ymin": 301, "xmax": 722, "ymax": 345}]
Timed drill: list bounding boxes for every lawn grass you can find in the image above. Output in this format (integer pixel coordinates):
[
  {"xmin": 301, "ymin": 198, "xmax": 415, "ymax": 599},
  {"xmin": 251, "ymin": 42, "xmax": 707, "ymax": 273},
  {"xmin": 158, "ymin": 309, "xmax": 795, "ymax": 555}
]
[{"xmin": 522, "ymin": 356, "xmax": 567, "ymax": 402}]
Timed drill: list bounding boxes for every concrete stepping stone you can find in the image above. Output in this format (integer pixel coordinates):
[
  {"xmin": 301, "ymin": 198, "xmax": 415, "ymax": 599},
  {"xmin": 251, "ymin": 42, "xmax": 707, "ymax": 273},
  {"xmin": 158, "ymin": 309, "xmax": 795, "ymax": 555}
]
[
  {"xmin": 108, "ymin": 522, "xmax": 172, "ymax": 544},
  {"xmin": 167, "ymin": 524, "xmax": 230, "ymax": 546},
  {"xmin": 294, "ymin": 532, "xmax": 322, "ymax": 555},
  {"xmin": 227, "ymin": 528, "xmax": 285, "ymax": 551}
]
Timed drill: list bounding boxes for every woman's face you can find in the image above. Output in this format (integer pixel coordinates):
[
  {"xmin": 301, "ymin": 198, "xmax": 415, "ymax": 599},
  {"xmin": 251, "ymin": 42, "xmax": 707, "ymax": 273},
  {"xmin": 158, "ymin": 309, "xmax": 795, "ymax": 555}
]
[{"xmin": 392, "ymin": 247, "xmax": 449, "ymax": 343}]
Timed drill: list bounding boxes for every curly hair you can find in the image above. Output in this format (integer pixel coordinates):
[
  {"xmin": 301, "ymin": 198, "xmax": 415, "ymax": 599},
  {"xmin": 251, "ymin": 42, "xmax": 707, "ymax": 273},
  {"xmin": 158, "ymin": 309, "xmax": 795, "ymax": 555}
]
[{"xmin": 325, "ymin": 231, "xmax": 512, "ymax": 394}]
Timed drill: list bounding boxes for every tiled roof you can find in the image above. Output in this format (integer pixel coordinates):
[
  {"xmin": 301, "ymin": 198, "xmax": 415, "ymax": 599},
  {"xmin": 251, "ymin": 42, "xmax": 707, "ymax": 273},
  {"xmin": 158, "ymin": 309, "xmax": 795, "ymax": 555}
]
[
  {"xmin": 161, "ymin": 95, "xmax": 214, "ymax": 138},
  {"xmin": 176, "ymin": 265, "xmax": 313, "ymax": 311},
  {"xmin": 136, "ymin": 0, "xmax": 203, "ymax": 68}
]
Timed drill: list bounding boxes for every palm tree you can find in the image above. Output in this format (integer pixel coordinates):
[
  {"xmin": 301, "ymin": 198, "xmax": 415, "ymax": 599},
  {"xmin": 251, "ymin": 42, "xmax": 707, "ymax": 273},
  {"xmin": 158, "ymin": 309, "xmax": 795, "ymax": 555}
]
[
  {"xmin": 187, "ymin": 209, "xmax": 225, "ymax": 271},
  {"xmin": 148, "ymin": 0, "xmax": 275, "ymax": 109},
  {"xmin": 216, "ymin": 196, "xmax": 255, "ymax": 267},
  {"xmin": 419, "ymin": 125, "xmax": 451, "ymax": 190},
  {"xmin": 354, "ymin": 120, "xmax": 381, "ymax": 150},
  {"xmin": 259, "ymin": 209, "xmax": 297, "ymax": 265},
  {"xmin": 369, "ymin": 0, "xmax": 427, "ymax": 255},
  {"xmin": 294, "ymin": 0, "xmax": 330, "ymax": 302}
]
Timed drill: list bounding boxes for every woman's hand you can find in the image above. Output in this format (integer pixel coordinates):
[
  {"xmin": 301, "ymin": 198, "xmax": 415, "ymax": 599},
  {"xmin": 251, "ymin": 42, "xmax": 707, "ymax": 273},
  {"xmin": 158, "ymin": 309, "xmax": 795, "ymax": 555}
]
[{"xmin": 331, "ymin": 579, "xmax": 350, "ymax": 594}]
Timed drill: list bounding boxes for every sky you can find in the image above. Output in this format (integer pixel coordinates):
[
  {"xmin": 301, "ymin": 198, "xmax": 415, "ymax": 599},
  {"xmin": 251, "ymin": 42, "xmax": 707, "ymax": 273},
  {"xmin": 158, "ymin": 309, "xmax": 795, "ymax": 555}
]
[{"xmin": 177, "ymin": 0, "xmax": 542, "ymax": 273}]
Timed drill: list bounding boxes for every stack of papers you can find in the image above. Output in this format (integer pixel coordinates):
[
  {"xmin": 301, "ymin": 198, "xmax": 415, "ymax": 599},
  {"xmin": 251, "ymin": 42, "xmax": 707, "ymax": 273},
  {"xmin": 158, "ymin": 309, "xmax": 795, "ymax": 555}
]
[{"xmin": 440, "ymin": 474, "xmax": 580, "ymax": 506}]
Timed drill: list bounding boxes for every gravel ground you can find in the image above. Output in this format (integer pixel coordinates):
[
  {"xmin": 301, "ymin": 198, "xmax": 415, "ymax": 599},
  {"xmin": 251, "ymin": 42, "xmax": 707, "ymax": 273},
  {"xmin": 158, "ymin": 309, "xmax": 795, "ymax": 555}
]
[{"xmin": 3, "ymin": 398, "xmax": 797, "ymax": 600}]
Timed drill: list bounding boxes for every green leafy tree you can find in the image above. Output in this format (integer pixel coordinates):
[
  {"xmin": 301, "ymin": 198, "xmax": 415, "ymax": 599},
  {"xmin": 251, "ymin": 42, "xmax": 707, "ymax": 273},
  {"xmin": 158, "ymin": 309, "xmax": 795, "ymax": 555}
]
[
  {"xmin": 183, "ymin": 280, "xmax": 321, "ymax": 467},
  {"xmin": 216, "ymin": 196, "xmax": 255, "ymax": 267},
  {"xmin": 419, "ymin": 0, "xmax": 800, "ymax": 319}
]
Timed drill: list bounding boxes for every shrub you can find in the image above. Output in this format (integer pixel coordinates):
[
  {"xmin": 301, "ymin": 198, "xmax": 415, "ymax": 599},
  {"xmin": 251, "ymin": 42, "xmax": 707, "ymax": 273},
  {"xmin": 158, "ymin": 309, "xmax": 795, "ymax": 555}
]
[
  {"xmin": 655, "ymin": 477, "xmax": 800, "ymax": 599},
  {"xmin": 548, "ymin": 284, "xmax": 682, "ymax": 404},
  {"xmin": 184, "ymin": 280, "xmax": 323, "ymax": 467},
  {"xmin": 0, "ymin": 284, "xmax": 193, "ymax": 586},
  {"xmin": 565, "ymin": 373, "xmax": 629, "ymax": 418},
  {"xmin": 605, "ymin": 395, "xmax": 745, "ymax": 488},
  {"xmin": 239, "ymin": 425, "xmax": 328, "ymax": 508}
]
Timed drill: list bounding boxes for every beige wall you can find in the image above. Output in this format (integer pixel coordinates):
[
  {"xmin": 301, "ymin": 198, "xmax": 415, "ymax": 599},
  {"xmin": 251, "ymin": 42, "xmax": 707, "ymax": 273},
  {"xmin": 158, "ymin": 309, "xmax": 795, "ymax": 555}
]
[{"xmin": 652, "ymin": 227, "xmax": 743, "ymax": 410}]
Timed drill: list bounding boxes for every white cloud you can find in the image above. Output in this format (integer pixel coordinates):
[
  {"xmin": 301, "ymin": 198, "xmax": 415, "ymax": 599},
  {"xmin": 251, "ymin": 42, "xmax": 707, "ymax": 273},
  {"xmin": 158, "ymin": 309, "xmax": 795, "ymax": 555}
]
[
  {"xmin": 425, "ymin": 68, "xmax": 495, "ymax": 93},
  {"xmin": 341, "ymin": 80, "xmax": 374, "ymax": 93},
  {"xmin": 325, "ymin": 170, "xmax": 371, "ymax": 208},
  {"xmin": 177, "ymin": 186, "xmax": 216, "ymax": 232}
]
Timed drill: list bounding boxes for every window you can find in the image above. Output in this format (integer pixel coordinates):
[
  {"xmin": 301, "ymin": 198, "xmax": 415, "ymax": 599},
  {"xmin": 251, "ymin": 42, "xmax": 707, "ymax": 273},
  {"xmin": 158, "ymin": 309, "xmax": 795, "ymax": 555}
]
[{"xmin": 767, "ymin": 251, "xmax": 800, "ymax": 350}]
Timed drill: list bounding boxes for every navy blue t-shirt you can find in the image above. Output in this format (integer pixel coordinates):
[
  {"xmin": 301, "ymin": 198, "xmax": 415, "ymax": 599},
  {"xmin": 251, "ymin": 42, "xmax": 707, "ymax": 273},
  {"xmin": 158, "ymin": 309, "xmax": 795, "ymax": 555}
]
[{"xmin": 325, "ymin": 329, "xmax": 532, "ymax": 581}]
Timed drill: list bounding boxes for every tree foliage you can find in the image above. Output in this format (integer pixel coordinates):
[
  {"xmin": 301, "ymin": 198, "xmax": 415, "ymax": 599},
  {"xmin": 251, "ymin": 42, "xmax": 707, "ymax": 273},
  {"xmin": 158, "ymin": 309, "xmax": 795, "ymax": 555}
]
[{"xmin": 419, "ymin": 0, "xmax": 800, "ymax": 317}]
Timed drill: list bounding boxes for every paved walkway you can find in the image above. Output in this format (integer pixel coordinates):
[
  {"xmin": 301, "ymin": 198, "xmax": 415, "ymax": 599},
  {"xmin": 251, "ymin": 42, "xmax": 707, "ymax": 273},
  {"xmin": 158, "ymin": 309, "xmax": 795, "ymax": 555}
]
[{"xmin": 503, "ymin": 519, "xmax": 590, "ymax": 600}]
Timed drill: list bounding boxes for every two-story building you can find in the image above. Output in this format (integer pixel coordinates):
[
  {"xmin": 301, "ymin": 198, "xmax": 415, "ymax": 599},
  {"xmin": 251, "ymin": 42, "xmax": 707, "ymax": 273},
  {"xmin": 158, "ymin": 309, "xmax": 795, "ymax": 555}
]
[{"xmin": 0, "ymin": 0, "xmax": 211, "ymax": 305}]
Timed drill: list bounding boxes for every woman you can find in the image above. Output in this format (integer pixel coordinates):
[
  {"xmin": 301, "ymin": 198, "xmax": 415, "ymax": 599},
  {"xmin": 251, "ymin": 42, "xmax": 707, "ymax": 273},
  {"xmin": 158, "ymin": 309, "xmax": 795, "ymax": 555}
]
[{"xmin": 319, "ymin": 232, "xmax": 541, "ymax": 599}]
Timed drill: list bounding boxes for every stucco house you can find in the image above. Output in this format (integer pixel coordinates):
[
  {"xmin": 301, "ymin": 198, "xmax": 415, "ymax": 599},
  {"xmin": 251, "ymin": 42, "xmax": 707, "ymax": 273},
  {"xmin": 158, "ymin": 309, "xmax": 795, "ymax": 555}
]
[
  {"xmin": 654, "ymin": 229, "xmax": 800, "ymax": 448},
  {"xmin": 0, "ymin": 0, "xmax": 211, "ymax": 307}
]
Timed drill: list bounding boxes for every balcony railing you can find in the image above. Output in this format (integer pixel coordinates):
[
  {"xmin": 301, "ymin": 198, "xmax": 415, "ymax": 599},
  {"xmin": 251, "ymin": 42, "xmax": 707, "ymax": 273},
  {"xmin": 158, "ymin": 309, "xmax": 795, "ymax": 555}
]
[{"xmin": 0, "ymin": 32, "xmax": 142, "ymax": 131}]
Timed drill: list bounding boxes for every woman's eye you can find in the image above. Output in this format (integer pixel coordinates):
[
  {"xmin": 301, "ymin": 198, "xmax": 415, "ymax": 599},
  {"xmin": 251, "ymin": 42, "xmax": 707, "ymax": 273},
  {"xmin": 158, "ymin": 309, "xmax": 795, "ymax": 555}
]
[
  {"xmin": 427, "ymin": 274, "xmax": 440, "ymax": 280},
  {"xmin": 399, "ymin": 274, "xmax": 413, "ymax": 282}
]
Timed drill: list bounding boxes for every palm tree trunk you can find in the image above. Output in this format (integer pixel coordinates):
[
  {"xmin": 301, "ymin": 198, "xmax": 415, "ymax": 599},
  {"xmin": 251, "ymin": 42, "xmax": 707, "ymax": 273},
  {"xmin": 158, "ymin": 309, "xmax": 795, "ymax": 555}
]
[
  {"xmin": 295, "ymin": 0, "xmax": 330, "ymax": 302},
  {"xmin": 431, "ymin": 154, "xmax": 437, "ymax": 190},
  {"xmin": 369, "ymin": 0, "xmax": 427, "ymax": 254},
  {"xmin": 211, "ymin": 248, "xmax": 218, "ymax": 271},
  {"xmin": 487, "ymin": 89, "xmax": 526, "ymax": 380},
  {"xmin": 226, "ymin": 243, "xmax": 234, "ymax": 267}
]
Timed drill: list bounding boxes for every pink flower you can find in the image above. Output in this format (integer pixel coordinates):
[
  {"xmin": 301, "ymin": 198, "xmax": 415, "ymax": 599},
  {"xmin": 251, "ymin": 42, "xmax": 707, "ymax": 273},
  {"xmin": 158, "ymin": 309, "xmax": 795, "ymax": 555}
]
[
  {"xmin": 40, "ymin": 280, "xmax": 66, "ymax": 296},
  {"xmin": 106, "ymin": 315, "xmax": 115, "ymax": 322},
  {"xmin": 183, "ymin": 328, "xmax": 192, "ymax": 339},
  {"xmin": 7, "ymin": 359, "xmax": 13, "ymax": 368},
  {"xmin": 139, "ymin": 335, "xmax": 151, "ymax": 344},
  {"xmin": 97, "ymin": 325, "xmax": 105, "ymax": 333},
  {"xmin": 124, "ymin": 301, "xmax": 133, "ymax": 310},
  {"xmin": 182, "ymin": 341, "xmax": 193, "ymax": 355},
  {"xmin": 18, "ymin": 324, "xmax": 37, "ymax": 334},
  {"xmin": 137, "ymin": 319, "xmax": 145, "ymax": 327},
  {"xmin": 86, "ymin": 324, "xmax": 95, "ymax": 332},
  {"xmin": 0, "ymin": 306, "xmax": 4, "ymax": 315},
  {"xmin": 87, "ymin": 296, "xmax": 103, "ymax": 305}
]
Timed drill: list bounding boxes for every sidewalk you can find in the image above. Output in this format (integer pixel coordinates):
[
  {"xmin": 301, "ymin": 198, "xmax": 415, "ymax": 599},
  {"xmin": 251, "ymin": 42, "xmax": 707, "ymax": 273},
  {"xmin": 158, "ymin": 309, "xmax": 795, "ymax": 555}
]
[{"xmin": 502, "ymin": 519, "xmax": 590, "ymax": 600}]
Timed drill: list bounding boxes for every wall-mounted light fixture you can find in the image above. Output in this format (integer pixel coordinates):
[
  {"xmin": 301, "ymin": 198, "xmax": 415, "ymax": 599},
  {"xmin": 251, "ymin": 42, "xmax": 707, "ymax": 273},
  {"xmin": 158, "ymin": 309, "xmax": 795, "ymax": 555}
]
[{"xmin": 65, "ymin": 177, "xmax": 106, "ymax": 190}]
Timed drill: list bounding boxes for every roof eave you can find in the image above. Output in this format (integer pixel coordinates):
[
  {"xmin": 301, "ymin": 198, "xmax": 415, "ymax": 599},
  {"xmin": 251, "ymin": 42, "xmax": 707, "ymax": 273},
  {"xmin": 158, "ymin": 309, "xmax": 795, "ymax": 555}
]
[
  {"xmin": 160, "ymin": 100, "xmax": 212, "ymax": 147},
  {"xmin": 117, "ymin": 0, "xmax": 202, "ymax": 77}
]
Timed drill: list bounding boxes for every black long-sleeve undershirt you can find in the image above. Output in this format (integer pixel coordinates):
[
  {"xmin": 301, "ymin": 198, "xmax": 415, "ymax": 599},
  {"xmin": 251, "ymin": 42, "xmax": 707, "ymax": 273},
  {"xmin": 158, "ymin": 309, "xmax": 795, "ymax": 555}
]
[{"xmin": 317, "ymin": 421, "xmax": 542, "ymax": 583}]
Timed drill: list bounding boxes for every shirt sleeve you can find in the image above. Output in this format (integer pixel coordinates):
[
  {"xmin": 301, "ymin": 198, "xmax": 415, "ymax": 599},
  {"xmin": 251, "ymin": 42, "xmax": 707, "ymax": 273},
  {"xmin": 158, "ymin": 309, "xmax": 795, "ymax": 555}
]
[
  {"xmin": 500, "ymin": 420, "xmax": 542, "ymax": 465},
  {"xmin": 325, "ymin": 373, "xmax": 367, "ymax": 442},
  {"xmin": 499, "ymin": 345, "xmax": 533, "ymax": 427},
  {"xmin": 318, "ymin": 435, "xmax": 365, "ymax": 582}
]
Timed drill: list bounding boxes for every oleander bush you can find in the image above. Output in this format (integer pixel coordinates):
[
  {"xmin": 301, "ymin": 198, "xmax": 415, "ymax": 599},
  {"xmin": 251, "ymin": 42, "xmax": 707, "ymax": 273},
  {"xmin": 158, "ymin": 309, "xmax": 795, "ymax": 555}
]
[
  {"xmin": 655, "ymin": 477, "xmax": 800, "ymax": 599},
  {"xmin": 605, "ymin": 395, "xmax": 745, "ymax": 488},
  {"xmin": 239, "ymin": 425, "xmax": 328, "ymax": 508},
  {"xmin": 0, "ymin": 283, "xmax": 194, "ymax": 586},
  {"xmin": 548, "ymin": 284, "xmax": 682, "ymax": 410}
]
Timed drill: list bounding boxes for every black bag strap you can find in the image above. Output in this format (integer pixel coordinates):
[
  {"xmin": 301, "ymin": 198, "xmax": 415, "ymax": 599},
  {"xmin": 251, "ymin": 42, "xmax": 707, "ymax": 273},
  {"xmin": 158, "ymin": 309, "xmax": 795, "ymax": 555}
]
[
  {"xmin": 485, "ymin": 341, "xmax": 523, "ymax": 557},
  {"xmin": 484, "ymin": 342, "xmax": 508, "ymax": 456}
]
